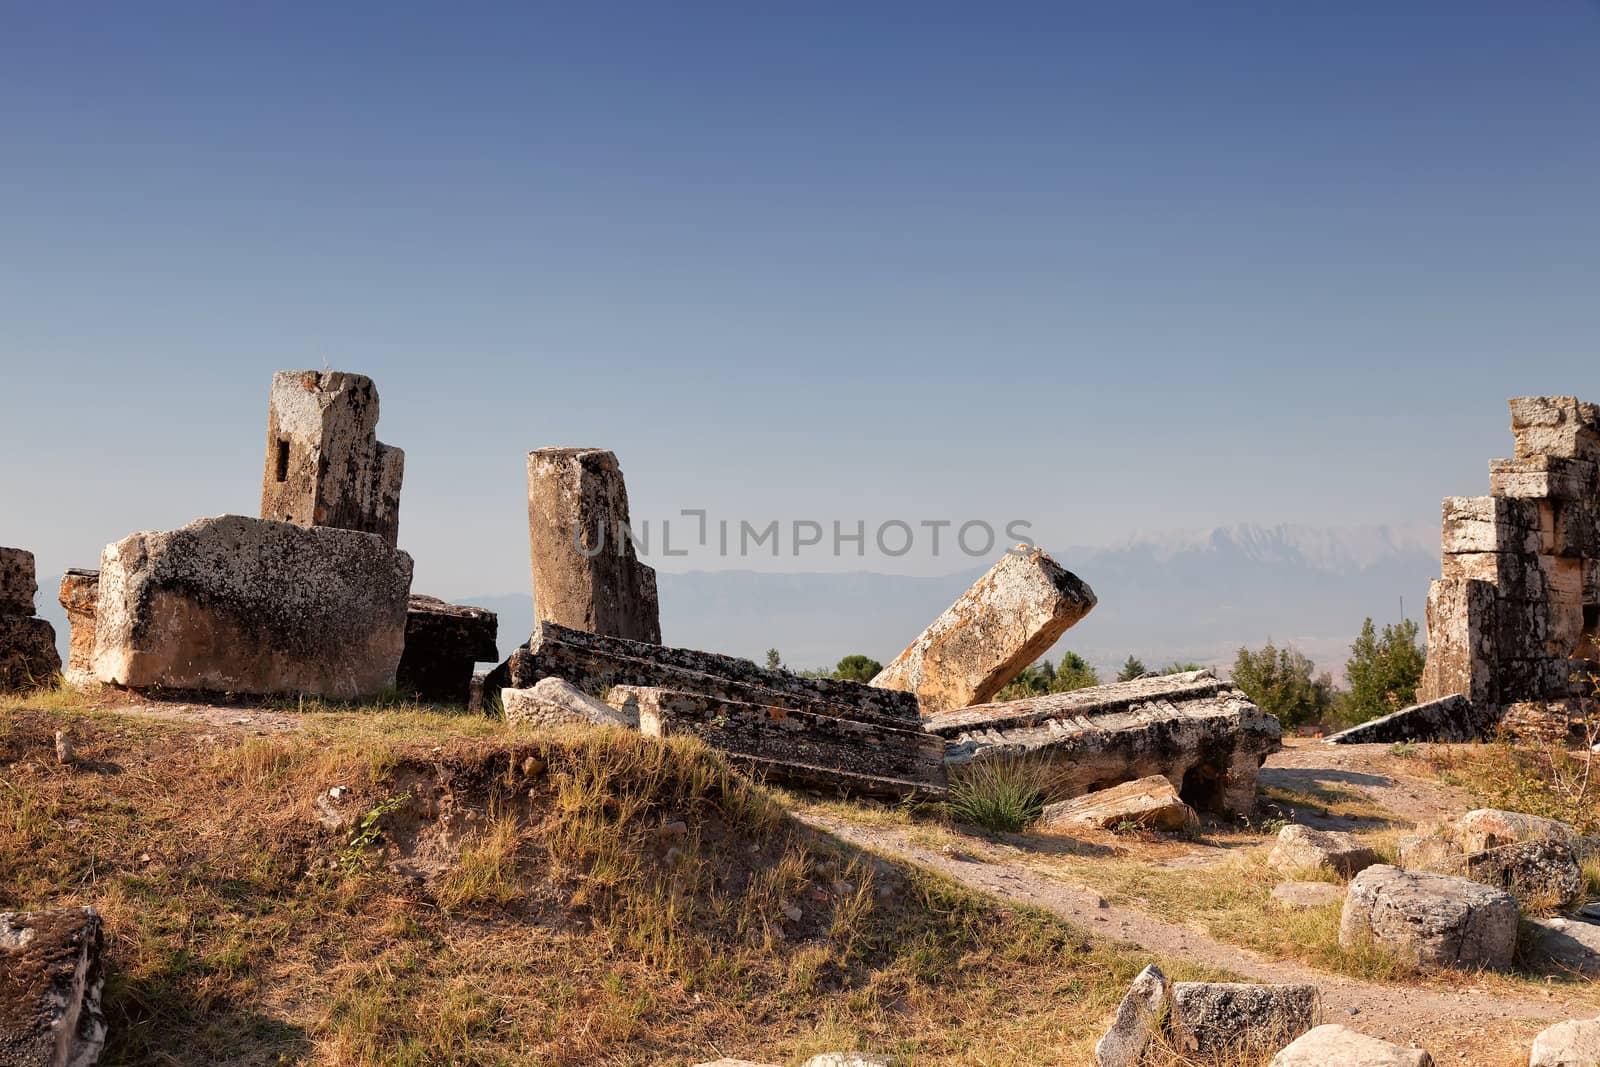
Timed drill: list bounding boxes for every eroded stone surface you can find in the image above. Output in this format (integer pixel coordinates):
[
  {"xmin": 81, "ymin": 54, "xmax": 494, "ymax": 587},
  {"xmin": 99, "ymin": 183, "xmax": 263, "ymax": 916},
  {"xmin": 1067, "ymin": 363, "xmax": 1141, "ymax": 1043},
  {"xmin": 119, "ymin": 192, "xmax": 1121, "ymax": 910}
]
[
  {"xmin": 1524, "ymin": 919, "xmax": 1600, "ymax": 979},
  {"xmin": 1268, "ymin": 825, "xmax": 1379, "ymax": 879},
  {"xmin": 0, "ymin": 617, "xmax": 60, "ymax": 694},
  {"xmin": 0, "ymin": 906, "xmax": 106, "ymax": 1067},
  {"xmin": 1454, "ymin": 808, "xmax": 1577, "ymax": 853},
  {"xmin": 1269, "ymin": 1024, "xmax": 1432, "ymax": 1067},
  {"xmin": 93, "ymin": 515, "xmax": 412, "ymax": 699},
  {"xmin": 1530, "ymin": 1017, "xmax": 1600, "ymax": 1067},
  {"xmin": 526, "ymin": 448, "xmax": 659, "ymax": 645},
  {"xmin": 0, "ymin": 547, "xmax": 37, "ymax": 616},
  {"xmin": 503, "ymin": 677, "xmax": 634, "ymax": 730},
  {"xmin": 260, "ymin": 370, "xmax": 404, "ymax": 546},
  {"xmin": 1168, "ymin": 981, "xmax": 1318, "ymax": 1059},
  {"xmin": 1038, "ymin": 775, "xmax": 1195, "ymax": 833},
  {"xmin": 870, "ymin": 546, "xmax": 1095, "ymax": 713},
  {"xmin": 1324, "ymin": 694, "xmax": 1501, "ymax": 745},
  {"xmin": 396, "ymin": 595, "xmax": 498, "ymax": 706},
  {"xmin": 56, "ymin": 571, "xmax": 99, "ymax": 686},
  {"xmin": 929, "ymin": 671, "xmax": 1280, "ymax": 815},
  {"xmin": 1339, "ymin": 865, "xmax": 1517, "ymax": 971},
  {"xmin": 1093, "ymin": 964, "xmax": 1168, "ymax": 1067}
]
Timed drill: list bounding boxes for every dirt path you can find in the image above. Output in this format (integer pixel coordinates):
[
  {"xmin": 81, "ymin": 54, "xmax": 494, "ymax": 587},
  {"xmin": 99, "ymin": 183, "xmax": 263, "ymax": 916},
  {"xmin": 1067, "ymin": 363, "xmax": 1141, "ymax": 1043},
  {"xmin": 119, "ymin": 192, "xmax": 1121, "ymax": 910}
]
[{"xmin": 1259, "ymin": 740, "xmax": 1476, "ymax": 829}]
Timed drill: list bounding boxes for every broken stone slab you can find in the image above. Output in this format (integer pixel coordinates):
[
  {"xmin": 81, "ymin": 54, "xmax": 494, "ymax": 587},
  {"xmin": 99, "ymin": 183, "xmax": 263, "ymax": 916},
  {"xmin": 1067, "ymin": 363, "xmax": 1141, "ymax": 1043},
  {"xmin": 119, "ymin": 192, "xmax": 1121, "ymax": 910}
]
[
  {"xmin": 526, "ymin": 447, "xmax": 659, "ymax": 645},
  {"xmin": 1168, "ymin": 981, "xmax": 1318, "ymax": 1059},
  {"xmin": 502, "ymin": 678, "xmax": 635, "ymax": 730},
  {"xmin": 1524, "ymin": 918, "xmax": 1600, "ymax": 979},
  {"xmin": 1269, "ymin": 1024, "xmax": 1433, "ymax": 1067},
  {"xmin": 1324, "ymin": 693, "xmax": 1501, "ymax": 745},
  {"xmin": 1463, "ymin": 838, "xmax": 1583, "ymax": 909},
  {"xmin": 870, "ymin": 545, "xmax": 1095, "ymax": 714},
  {"xmin": 1510, "ymin": 396, "xmax": 1600, "ymax": 463},
  {"xmin": 1037, "ymin": 775, "xmax": 1195, "ymax": 833},
  {"xmin": 488, "ymin": 622, "xmax": 921, "ymax": 728},
  {"xmin": 1267, "ymin": 825, "xmax": 1380, "ymax": 880},
  {"xmin": 1269, "ymin": 882, "xmax": 1345, "ymax": 910},
  {"xmin": 56, "ymin": 571, "xmax": 99, "ymax": 687},
  {"xmin": 93, "ymin": 515, "xmax": 412, "ymax": 700},
  {"xmin": 259, "ymin": 370, "xmax": 404, "ymax": 546},
  {"xmin": 1454, "ymin": 809, "xmax": 1577, "ymax": 853},
  {"xmin": 0, "ymin": 546, "xmax": 38, "ymax": 616},
  {"xmin": 0, "ymin": 906, "xmax": 106, "ymax": 1067},
  {"xmin": 0, "ymin": 617, "xmax": 61, "ymax": 694},
  {"xmin": 1530, "ymin": 1017, "xmax": 1600, "ymax": 1067},
  {"xmin": 1093, "ymin": 964, "xmax": 1168, "ymax": 1067},
  {"xmin": 929, "ymin": 671, "xmax": 1280, "ymax": 815},
  {"xmin": 1339, "ymin": 865, "xmax": 1517, "ymax": 971},
  {"xmin": 619, "ymin": 685, "xmax": 948, "ymax": 801},
  {"xmin": 395, "ymin": 595, "xmax": 498, "ymax": 706}
]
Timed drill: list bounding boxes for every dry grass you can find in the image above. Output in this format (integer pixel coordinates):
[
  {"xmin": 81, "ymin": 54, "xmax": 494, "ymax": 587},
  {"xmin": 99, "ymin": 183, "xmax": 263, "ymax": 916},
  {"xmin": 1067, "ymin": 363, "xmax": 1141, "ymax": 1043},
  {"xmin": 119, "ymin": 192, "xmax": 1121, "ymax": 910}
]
[{"xmin": 0, "ymin": 690, "xmax": 1227, "ymax": 1066}]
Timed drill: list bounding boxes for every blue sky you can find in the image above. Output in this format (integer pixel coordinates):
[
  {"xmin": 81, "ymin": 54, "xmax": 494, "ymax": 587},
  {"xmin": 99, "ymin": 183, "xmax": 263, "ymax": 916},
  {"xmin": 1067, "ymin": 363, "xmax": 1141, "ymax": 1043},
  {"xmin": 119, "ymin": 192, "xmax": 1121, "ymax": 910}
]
[{"xmin": 3, "ymin": 2, "xmax": 1598, "ymax": 597}]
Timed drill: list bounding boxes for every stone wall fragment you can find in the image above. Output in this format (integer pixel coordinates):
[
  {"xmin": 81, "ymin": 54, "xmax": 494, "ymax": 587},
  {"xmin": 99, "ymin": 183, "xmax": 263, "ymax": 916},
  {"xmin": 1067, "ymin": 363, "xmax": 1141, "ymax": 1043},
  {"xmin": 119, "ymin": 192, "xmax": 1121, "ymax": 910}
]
[{"xmin": 396, "ymin": 595, "xmax": 497, "ymax": 706}]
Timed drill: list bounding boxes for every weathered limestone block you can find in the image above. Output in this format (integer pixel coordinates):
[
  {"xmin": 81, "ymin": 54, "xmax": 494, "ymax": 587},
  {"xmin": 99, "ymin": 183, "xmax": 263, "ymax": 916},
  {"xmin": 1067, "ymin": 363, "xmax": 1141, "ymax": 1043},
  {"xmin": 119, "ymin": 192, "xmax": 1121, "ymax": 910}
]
[
  {"xmin": 1464, "ymin": 838, "xmax": 1582, "ymax": 909},
  {"xmin": 1168, "ymin": 981, "xmax": 1318, "ymax": 1059},
  {"xmin": 1441, "ymin": 496, "xmax": 1542, "ymax": 556},
  {"xmin": 620, "ymin": 685, "xmax": 948, "ymax": 800},
  {"xmin": 56, "ymin": 571, "xmax": 99, "ymax": 686},
  {"xmin": 1037, "ymin": 775, "xmax": 1195, "ymax": 833},
  {"xmin": 1418, "ymin": 581, "xmax": 1498, "ymax": 706},
  {"xmin": 395, "ymin": 595, "xmax": 497, "ymax": 706},
  {"xmin": 1269, "ymin": 1025, "xmax": 1432, "ymax": 1067},
  {"xmin": 1531, "ymin": 1017, "xmax": 1600, "ymax": 1067},
  {"xmin": 1453, "ymin": 809, "xmax": 1577, "ymax": 853},
  {"xmin": 1525, "ymin": 919, "xmax": 1600, "ymax": 979},
  {"xmin": 1267, "ymin": 825, "xmax": 1379, "ymax": 879},
  {"xmin": 0, "ymin": 617, "xmax": 60, "ymax": 693},
  {"xmin": 870, "ymin": 546, "xmax": 1095, "ymax": 713},
  {"xmin": 1093, "ymin": 964, "xmax": 1168, "ymax": 1067},
  {"xmin": 1490, "ymin": 455, "xmax": 1598, "ymax": 503},
  {"xmin": 0, "ymin": 546, "xmax": 37, "ymax": 616},
  {"xmin": 489, "ymin": 623, "xmax": 921, "ymax": 728},
  {"xmin": 260, "ymin": 370, "xmax": 404, "ymax": 546},
  {"xmin": 526, "ymin": 448, "xmax": 659, "ymax": 645},
  {"xmin": 930, "ymin": 672, "xmax": 1281, "ymax": 815},
  {"xmin": 1510, "ymin": 396, "xmax": 1600, "ymax": 463},
  {"xmin": 1326, "ymin": 694, "xmax": 1500, "ymax": 745},
  {"xmin": 1339, "ymin": 865, "xmax": 1517, "ymax": 971},
  {"xmin": 503, "ymin": 677, "xmax": 634, "ymax": 729},
  {"xmin": 0, "ymin": 907, "xmax": 106, "ymax": 1067},
  {"xmin": 93, "ymin": 515, "xmax": 412, "ymax": 699},
  {"xmin": 1269, "ymin": 882, "xmax": 1345, "ymax": 910}
]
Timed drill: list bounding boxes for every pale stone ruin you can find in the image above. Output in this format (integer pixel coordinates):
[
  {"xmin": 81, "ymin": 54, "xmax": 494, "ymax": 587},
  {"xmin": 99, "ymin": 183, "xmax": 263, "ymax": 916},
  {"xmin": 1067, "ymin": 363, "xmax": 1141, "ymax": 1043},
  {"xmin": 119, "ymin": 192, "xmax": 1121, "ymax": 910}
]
[
  {"xmin": 525, "ymin": 447, "xmax": 660, "ymax": 644},
  {"xmin": 1093, "ymin": 965, "xmax": 1318, "ymax": 1067},
  {"xmin": 259, "ymin": 370, "xmax": 404, "ymax": 546},
  {"xmin": 56, "ymin": 570, "xmax": 99, "ymax": 688},
  {"xmin": 0, "ymin": 906, "xmax": 106, "ymax": 1067},
  {"xmin": 0, "ymin": 548, "xmax": 61, "ymax": 692}
]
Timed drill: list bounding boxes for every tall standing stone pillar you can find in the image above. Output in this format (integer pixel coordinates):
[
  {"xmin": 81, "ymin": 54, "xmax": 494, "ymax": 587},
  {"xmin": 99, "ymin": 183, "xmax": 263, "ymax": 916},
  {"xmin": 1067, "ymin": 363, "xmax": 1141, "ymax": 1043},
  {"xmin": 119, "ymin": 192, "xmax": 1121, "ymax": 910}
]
[{"xmin": 526, "ymin": 448, "xmax": 661, "ymax": 644}]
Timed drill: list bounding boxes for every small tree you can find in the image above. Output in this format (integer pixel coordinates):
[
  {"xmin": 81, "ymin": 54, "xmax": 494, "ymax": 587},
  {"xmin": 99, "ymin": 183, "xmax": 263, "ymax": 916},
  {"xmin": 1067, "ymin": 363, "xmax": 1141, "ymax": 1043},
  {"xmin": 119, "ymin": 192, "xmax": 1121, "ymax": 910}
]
[
  {"xmin": 765, "ymin": 648, "xmax": 783, "ymax": 672},
  {"xmin": 834, "ymin": 654, "xmax": 883, "ymax": 682},
  {"xmin": 1117, "ymin": 655, "xmax": 1148, "ymax": 682},
  {"xmin": 1051, "ymin": 651, "xmax": 1100, "ymax": 693},
  {"xmin": 1162, "ymin": 661, "xmax": 1205, "ymax": 675},
  {"xmin": 1231, "ymin": 642, "xmax": 1330, "ymax": 729},
  {"xmin": 1342, "ymin": 617, "xmax": 1425, "ymax": 724}
]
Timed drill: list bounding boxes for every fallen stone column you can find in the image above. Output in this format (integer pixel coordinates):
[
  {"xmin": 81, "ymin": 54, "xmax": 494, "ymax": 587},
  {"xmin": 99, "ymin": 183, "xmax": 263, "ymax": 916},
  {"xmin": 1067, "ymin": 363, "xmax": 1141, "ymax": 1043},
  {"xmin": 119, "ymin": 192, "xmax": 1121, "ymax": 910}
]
[
  {"xmin": 614, "ymin": 685, "xmax": 948, "ymax": 800},
  {"xmin": 1339, "ymin": 865, "xmax": 1517, "ymax": 971},
  {"xmin": 870, "ymin": 545, "xmax": 1095, "ymax": 714},
  {"xmin": 57, "ymin": 569, "xmax": 100, "ymax": 688},
  {"xmin": 526, "ymin": 447, "xmax": 660, "ymax": 644},
  {"xmin": 395, "ymin": 595, "xmax": 498, "ymax": 706},
  {"xmin": 0, "ymin": 548, "xmax": 61, "ymax": 693},
  {"xmin": 1037, "ymin": 775, "xmax": 1195, "ymax": 833},
  {"xmin": 93, "ymin": 515, "xmax": 412, "ymax": 699},
  {"xmin": 1324, "ymin": 694, "xmax": 1502, "ymax": 745},
  {"xmin": 0, "ymin": 906, "xmax": 106, "ymax": 1067}
]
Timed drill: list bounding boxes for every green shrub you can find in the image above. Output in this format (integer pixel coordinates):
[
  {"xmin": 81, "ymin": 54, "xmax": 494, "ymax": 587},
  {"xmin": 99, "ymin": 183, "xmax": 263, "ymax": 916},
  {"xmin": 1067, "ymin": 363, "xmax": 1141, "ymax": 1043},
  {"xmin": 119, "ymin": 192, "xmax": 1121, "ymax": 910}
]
[{"xmin": 945, "ymin": 759, "xmax": 1048, "ymax": 832}]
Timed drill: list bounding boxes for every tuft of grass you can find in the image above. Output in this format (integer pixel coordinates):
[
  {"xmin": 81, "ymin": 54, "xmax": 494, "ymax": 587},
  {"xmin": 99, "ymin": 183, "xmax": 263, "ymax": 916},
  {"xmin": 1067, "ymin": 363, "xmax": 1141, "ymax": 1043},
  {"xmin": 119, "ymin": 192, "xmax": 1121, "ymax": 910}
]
[{"xmin": 945, "ymin": 758, "xmax": 1048, "ymax": 832}]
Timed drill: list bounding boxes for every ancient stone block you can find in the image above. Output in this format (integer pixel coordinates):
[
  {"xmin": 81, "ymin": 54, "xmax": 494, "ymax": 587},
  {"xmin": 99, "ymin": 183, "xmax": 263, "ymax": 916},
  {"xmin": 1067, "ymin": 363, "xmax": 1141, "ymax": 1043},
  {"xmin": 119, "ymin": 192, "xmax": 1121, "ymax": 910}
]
[
  {"xmin": 1510, "ymin": 396, "xmax": 1600, "ymax": 463},
  {"xmin": 1490, "ymin": 455, "xmax": 1598, "ymax": 502},
  {"xmin": 0, "ymin": 546, "xmax": 37, "ymax": 616},
  {"xmin": 503, "ymin": 677, "xmax": 634, "ymax": 729},
  {"xmin": 1525, "ymin": 919, "xmax": 1600, "ymax": 980},
  {"xmin": 1093, "ymin": 964, "xmax": 1168, "ymax": 1067},
  {"xmin": 1168, "ymin": 981, "xmax": 1318, "ymax": 1059},
  {"xmin": 526, "ymin": 448, "xmax": 659, "ymax": 645},
  {"xmin": 929, "ymin": 671, "xmax": 1280, "ymax": 815},
  {"xmin": 0, "ymin": 906, "xmax": 106, "ymax": 1067},
  {"xmin": 1452, "ymin": 808, "xmax": 1577, "ymax": 853},
  {"xmin": 1440, "ymin": 496, "xmax": 1542, "ymax": 556},
  {"xmin": 1463, "ymin": 838, "xmax": 1582, "ymax": 909},
  {"xmin": 1270, "ymin": 1025, "xmax": 1432, "ymax": 1067},
  {"xmin": 260, "ymin": 370, "xmax": 404, "ymax": 546},
  {"xmin": 870, "ymin": 545, "xmax": 1096, "ymax": 714},
  {"xmin": 489, "ymin": 622, "xmax": 921, "ymax": 728},
  {"xmin": 619, "ymin": 685, "xmax": 948, "ymax": 800},
  {"xmin": 395, "ymin": 595, "xmax": 497, "ymax": 706},
  {"xmin": 56, "ymin": 570, "xmax": 99, "ymax": 687},
  {"xmin": 1267, "ymin": 825, "xmax": 1379, "ymax": 880},
  {"xmin": 0, "ymin": 617, "xmax": 62, "ymax": 694},
  {"xmin": 1530, "ymin": 1017, "xmax": 1600, "ymax": 1067},
  {"xmin": 1037, "ymin": 775, "xmax": 1195, "ymax": 833},
  {"xmin": 93, "ymin": 515, "xmax": 412, "ymax": 699},
  {"xmin": 1540, "ymin": 554, "xmax": 1585, "ymax": 656},
  {"xmin": 1325, "ymin": 694, "xmax": 1501, "ymax": 744},
  {"xmin": 1440, "ymin": 551, "xmax": 1544, "ymax": 598},
  {"xmin": 1339, "ymin": 865, "xmax": 1517, "ymax": 971},
  {"xmin": 1418, "ymin": 582, "xmax": 1497, "ymax": 705}
]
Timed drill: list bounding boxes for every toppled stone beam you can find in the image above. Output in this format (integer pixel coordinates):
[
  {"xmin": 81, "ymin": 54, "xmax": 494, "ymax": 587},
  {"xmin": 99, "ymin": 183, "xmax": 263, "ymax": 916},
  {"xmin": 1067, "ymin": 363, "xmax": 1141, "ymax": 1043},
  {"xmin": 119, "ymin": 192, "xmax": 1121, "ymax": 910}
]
[
  {"xmin": 0, "ymin": 906, "xmax": 106, "ymax": 1067},
  {"xmin": 396, "ymin": 595, "xmax": 498, "ymax": 706},
  {"xmin": 488, "ymin": 622, "xmax": 921, "ymax": 728},
  {"xmin": 0, "ymin": 548, "xmax": 61, "ymax": 694},
  {"xmin": 526, "ymin": 448, "xmax": 660, "ymax": 644},
  {"xmin": 260, "ymin": 370, "xmax": 404, "ymax": 546},
  {"xmin": 93, "ymin": 515, "xmax": 412, "ymax": 699},
  {"xmin": 1324, "ymin": 694, "xmax": 1503, "ymax": 745},
  {"xmin": 1038, "ymin": 775, "xmax": 1195, "ymax": 833},
  {"xmin": 503, "ymin": 678, "xmax": 635, "ymax": 729},
  {"xmin": 870, "ymin": 545, "xmax": 1096, "ymax": 714},
  {"xmin": 57, "ymin": 570, "xmax": 99, "ymax": 688},
  {"xmin": 928, "ymin": 670, "xmax": 1280, "ymax": 815},
  {"xmin": 614, "ymin": 685, "xmax": 948, "ymax": 800}
]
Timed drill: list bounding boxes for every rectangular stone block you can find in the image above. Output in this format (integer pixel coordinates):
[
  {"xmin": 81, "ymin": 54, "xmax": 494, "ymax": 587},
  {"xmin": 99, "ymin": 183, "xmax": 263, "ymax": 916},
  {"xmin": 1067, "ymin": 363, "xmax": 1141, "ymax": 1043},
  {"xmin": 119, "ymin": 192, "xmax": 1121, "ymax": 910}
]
[
  {"xmin": 1541, "ymin": 555, "xmax": 1585, "ymax": 657},
  {"xmin": 1440, "ymin": 551, "xmax": 1544, "ymax": 599},
  {"xmin": 1509, "ymin": 396, "xmax": 1600, "ymax": 462},
  {"xmin": 1498, "ymin": 657, "xmax": 1579, "ymax": 703},
  {"xmin": 0, "ymin": 616, "xmax": 60, "ymax": 693},
  {"xmin": 1494, "ymin": 598, "xmax": 1549, "ymax": 661},
  {"xmin": 0, "ymin": 547, "xmax": 37, "ymax": 616},
  {"xmin": 0, "ymin": 907, "xmax": 105, "ymax": 1067},
  {"xmin": 617, "ymin": 685, "xmax": 947, "ymax": 800},
  {"xmin": 1440, "ymin": 497, "xmax": 1541, "ymax": 556},
  {"xmin": 1325, "ymin": 694, "xmax": 1502, "ymax": 745},
  {"xmin": 396, "ymin": 595, "xmax": 498, "ymax": 706},
  {"xmin": 1548, "ymin": 497, "xmax": 1600, "ymax": 558},
  {"xmin": 56, "ymin": 569, "xmax": 99, "ymax": 684},
  {"xmin": 94, "ymin": 515, "xmax": 413, "ymax": 699},
  {"xmin": 1419, "ymin": 578, "xmax": 1497, "ymax": 705},
  {"xmin": 870, "ymin": 545, "xmax": 1096, "ymax": 714},
  {"xmin": 1489, "ymin": 455, "xmax": 1598, "ymax": 502}
]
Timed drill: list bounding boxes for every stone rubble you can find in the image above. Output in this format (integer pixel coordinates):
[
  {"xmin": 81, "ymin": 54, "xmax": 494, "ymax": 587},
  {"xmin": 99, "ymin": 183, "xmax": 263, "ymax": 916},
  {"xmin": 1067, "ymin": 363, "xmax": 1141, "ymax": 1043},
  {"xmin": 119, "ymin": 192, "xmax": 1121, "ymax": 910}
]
[
  {"xmin": 1093, "ymin": 964, "xmax": 1169, "ymax": 1067},
  {"xmin": 928, "ymin": 670, "xmax": 1280, "ymax": 815},
  {"xmin": 1267, "ymin": 825, "xmax": 1380, "ymax": 880},
  {"xmin": 1400, "ymin": 808, "xmax": 1583, "ymax": 908},
  {"xmin": 1339, "ymin": 864, "xmax": 1518, "ymax": 971},
  {"xmin": 870, "ymin": 545, "xmax": 1096, "ymax": 713},
  {"xmin": 0, "ymin": 547, "xmax": 61, "ymax": 693},
  {"xmin": 396, "ymin": 595, "xmax": 498, "ymax": 706},
  {"xmin": 0, "ymin": 906, "xmax": 106, "ymax": 1067},
  {"xmin": 1530, "ymin": 1017, "xmax": 1600, "ymax": 1067},
  {"xmin": 1269, "ymin": 1024, "xmax": 1433, "ymax": 1067},
  {"xmin": 1036, "ymin": 775, "xmax": 1196, "ymax": 833},
  {"xmin": 502, "ymin": 677, "xmax": 635, "ymax": 730}
]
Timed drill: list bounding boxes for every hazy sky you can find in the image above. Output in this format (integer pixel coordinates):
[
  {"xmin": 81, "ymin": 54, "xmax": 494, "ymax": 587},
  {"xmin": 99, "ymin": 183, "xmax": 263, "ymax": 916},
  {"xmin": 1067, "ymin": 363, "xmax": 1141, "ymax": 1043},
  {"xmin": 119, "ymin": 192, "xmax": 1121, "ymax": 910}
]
[{"xmin": 3, "ymin": 2, "xmax": 1598, "ymax": 598}]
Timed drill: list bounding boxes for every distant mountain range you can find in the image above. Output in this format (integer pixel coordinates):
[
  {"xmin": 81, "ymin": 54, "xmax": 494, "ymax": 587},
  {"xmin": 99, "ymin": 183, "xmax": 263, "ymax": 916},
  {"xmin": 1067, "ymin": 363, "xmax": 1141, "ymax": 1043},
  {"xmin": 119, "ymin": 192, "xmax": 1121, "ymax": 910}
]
[{"xmin": 37, "ymin": 523, "xmax": 1440, "ymax": 684}]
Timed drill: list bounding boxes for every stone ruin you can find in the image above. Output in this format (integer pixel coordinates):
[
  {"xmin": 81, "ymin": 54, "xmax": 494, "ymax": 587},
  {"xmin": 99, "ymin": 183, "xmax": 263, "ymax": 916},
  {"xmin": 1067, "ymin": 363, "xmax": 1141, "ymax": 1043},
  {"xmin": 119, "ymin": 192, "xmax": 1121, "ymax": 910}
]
[
  {"xmin": 0, "ymin": 548, "xmax": 61, "ymax": 692},
  {"xmin": 0, "ymin": 907, "xmax": 105, "ymax": 1067},
  {"xmin": 1414, "ymin": 396, "xmax": 1600, "ymax": 733}
]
